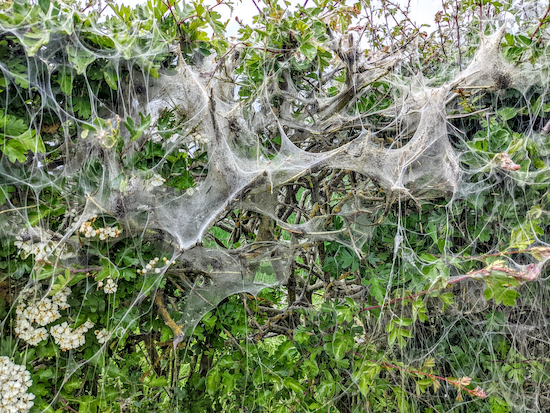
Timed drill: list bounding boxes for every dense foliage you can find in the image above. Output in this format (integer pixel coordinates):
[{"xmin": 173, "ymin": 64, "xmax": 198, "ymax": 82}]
[{"xmin": 1, "ymin": 0, "xmax": 550, "ymax": 412}]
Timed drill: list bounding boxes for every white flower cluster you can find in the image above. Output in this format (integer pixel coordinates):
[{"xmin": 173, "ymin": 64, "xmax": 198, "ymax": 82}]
[
  {"xmin": 0, "ymin": 357, "xmax": 35, "ymax": 413},
  {"xmin": 137, "ymin": 257, "xmax": 166, "ymax": 275},
  {"xmin": 192, "ymin": 132, "xmax": 208, "ymax": 145},
  {"xmin": 152, "ymin": 131, "xmax": 180, "ymax": 146},
  {"xmin": 97, "ymin": 277, "xmax": 117, "ymax": 294},
  {"xmin": 14, "ymin": 228, "xmax": 73, "ymax": 264},
  {"xmin": 15, "ymin": 287, "xmax": 71, "ymax": 346},
  {"xmin": 149, "ymin": 127, "xmax": 163, "ymax": 144},
  {"xmin": 14, "ymin": 239, "xmax": 55, "ymax": 263},
  {"xmin": 79, "ymin": 217, "xmax": 122, "ymax": 240},
  {"xmin": 145, "ymin": 173, "xmax": 165, "ymax": 190},
  {"xmin": 94, "ymin": 328, "xmax": 110, "ymax": 344},
  {"xmin": 63, "ymin": 207, "xmax": 79, "ymax": 225},
  {"xmin": 127, "ymin": 173, "xmax": 165, "ymax": 192},
  {"xmin": 50, "ymin": 320, "xmax": 94, "ymax": 352}
]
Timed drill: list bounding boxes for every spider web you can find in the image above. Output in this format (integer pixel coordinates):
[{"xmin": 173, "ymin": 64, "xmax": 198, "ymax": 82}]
[{"xmin": 0, "ymin": 0, "xmax": 549, "ymax": 412}]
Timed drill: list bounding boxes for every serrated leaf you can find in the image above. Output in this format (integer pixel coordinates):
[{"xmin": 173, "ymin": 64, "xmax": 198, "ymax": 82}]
[
  {"xmin": 206, "ymin": 369, "xmax": 221, "ymax": 395},
  {"xmin": 97, "ymin": 257, "xmax": 120, "ymax": 281},
  {"xmin": 50, "ymin": 269, "xmax": 87, "ymax": 296},
  {"xmin": 16, "ymin": 128, "xmax": 45, "ymax": 153},
  {"xmin": 0, "ymin": 114, "xmax": 27, "ymax": 136},
  {"xmin": 2, "ymin": 139, "xmax": 27, "ymax": 163},
  {"xmin": 67, "ymin": 45, "xmax": 96, "ymax": 75},
  {"xmin": 22, "ymin": 29, "xmax": 50, "ymax": 56},
  {"xmin": 369, "ymin": 276, "xmax": 385, "ymax": 303}
]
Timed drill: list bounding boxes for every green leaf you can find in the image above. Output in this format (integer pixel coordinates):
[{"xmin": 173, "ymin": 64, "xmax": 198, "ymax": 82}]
[
  {"xmin": 36, "ymin": 367, "xmax": 54, "ymax": 380},
  {"xmin": 67, "ymin": 45, "xmax": 96, "ymax": 75},
  {"xmin": 148, "ymin": 376, "xmax": 169, "ymax": 387},
  {"xmin": 358, "ymin": 374, "xmax": 372, "ymax": 396},
  {"xmin": 504, "ymin": 33, "xmax": 514, "ymax": 46},
  {"xmin": 22, "ymin": 29, "xmax": 50, "ymax": 56},
  {"xmin": 222, "ymin": 371, "xmax": 237, "ymax": 394},
  {"xmin": 206, "ymin": 369, "xmax": 221, "ymax": 395},
  {"xmin": 300, "ymin": 43, "xmax": 317, "ymax": 61},
  {"xmin": 124, "ymin": 113, "xmax": 151, "ymax": 141},
  {"xmin": 497, "ymin": 107, "xmax": 519, "ymax": 121},
  {"xmin": 284, "ymin": 377, "xmax": 305, "ymax": 394},
  {"xmin": 333, "ymin": 337, "xmax": 350, "ymax": 360},
  {"xmin": 389, "ymin": 328, "xmax": 398, "ymax": 346},
  {"xmin": 294, "ymin": 326, "xmax": 311, "ymax": 344},
  {"xmin": 56, "ymin": 68, "xmax": 74, "ymax": 95},
  {"xmin": 0, "ymin": 186, "xmax": 15, "ymax": 205},
  {"xmin": 50, "ymin": 269, "xmax": 87, "ymax": 296},
  {"xmin": 0, "ymin": 113, "xmax": 28, "ymax": 136},
  {"xmin": 73, "ymin": 95, "xmax": 92, "ymax": 119},
  {"xmin": 96, "ymin": 258, "xmax": 120, "ymax": 282},
  {"xmin": 439, "ymin": 292, "xmax": 454, "ymax": 311},
  {"xmin": 38, "ymin": 0, "xmax": 50, "ymax": 13},
  {"xmin": 16, "ymin": 128, "xmax": 45, "ymax": 153},
  {"xmin": 103, "ymin": 64, "xmax": 119, "ymax": 90},
  {"xmin": 369, "ymin": 276, "xmax": 385, "ymax": 303},
  {"xmin": 2, "ymin": 138, "xmax": 27, "ymax": 163}
]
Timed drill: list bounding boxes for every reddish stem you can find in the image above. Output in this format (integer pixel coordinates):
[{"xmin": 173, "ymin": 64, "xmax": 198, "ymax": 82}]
[
  {"xmin": 60, "ymin": 398, "xmax": 79, "ymax": 413},
  {"xmin": 376, "ymin": 361, "xmax": 485, "ymax": 399}
]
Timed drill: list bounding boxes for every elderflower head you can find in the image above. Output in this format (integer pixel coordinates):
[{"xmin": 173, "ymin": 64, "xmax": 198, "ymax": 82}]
[
  {"xmin": 137, "ymin": 257, "xmax": 164, "ymax": 275},
  {"xmin": 147, "ymin": 173, "xmax": 165, "ymax": 189},
  {"xmin": 79, "ymin": 217, "xmax": 122, "ymax": 240},
  {"xmin": 94, "ymin": 328, "xmax": 110, "ymax": 344},
  {"xmin": 193, "ymin": 132, "xmax": 208, "ymax": 145},
  {"xmin": 103, "ymin": 277, "xmax": 117, "ymax": 294},
  {"xmin": 14, "ymin": 229, "xmax": 74, "ymax": 263},
  {"xmin": 50, "ymin": 320, "xmax": 94, "ymax": 351},
  {"xmin": 0, "ymin": 357, "xmax": 35, "ymax": 413},
  {"xmin": 15, "ymin": 287, "xmax": 71, "ymax": 346}
]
